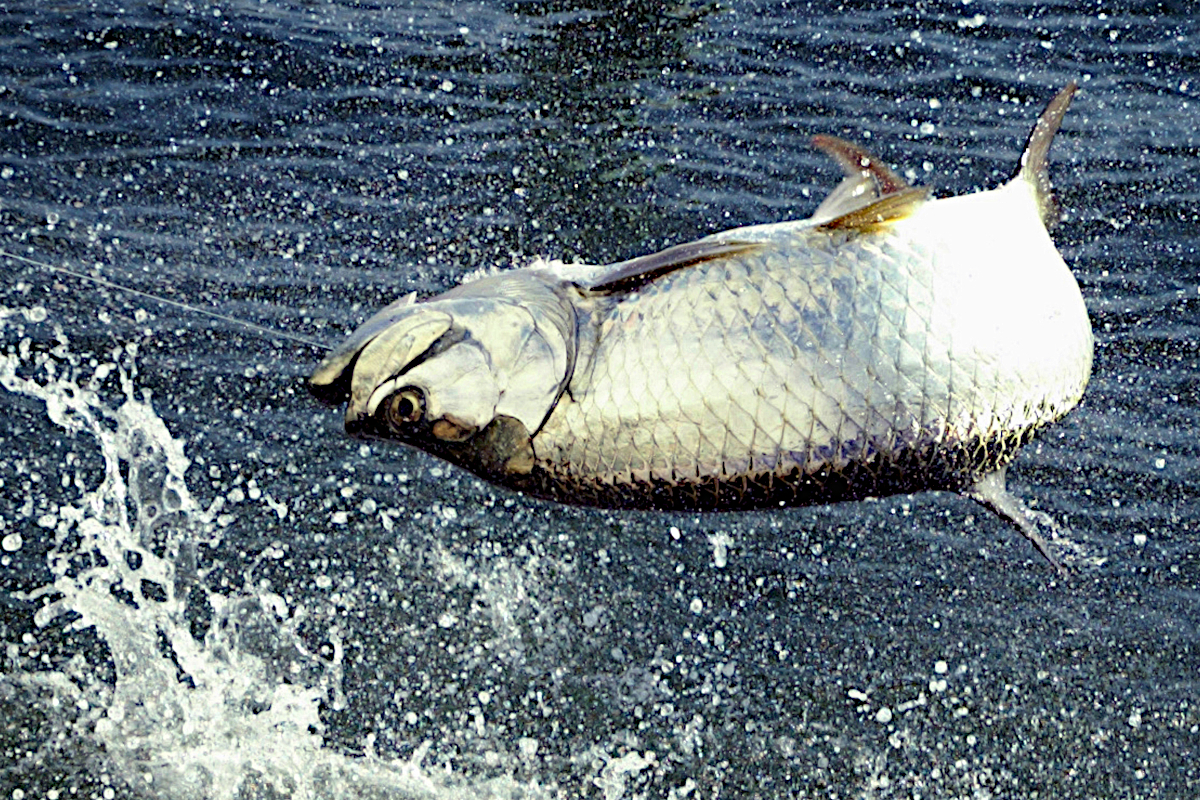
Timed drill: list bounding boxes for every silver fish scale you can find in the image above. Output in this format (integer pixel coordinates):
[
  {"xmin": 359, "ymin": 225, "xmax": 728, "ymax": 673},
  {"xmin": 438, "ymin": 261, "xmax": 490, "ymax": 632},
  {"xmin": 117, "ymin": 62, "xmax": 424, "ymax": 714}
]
[{"xmin": 531, "ymin": 229, "xmax": 1062, "ymax": 508}]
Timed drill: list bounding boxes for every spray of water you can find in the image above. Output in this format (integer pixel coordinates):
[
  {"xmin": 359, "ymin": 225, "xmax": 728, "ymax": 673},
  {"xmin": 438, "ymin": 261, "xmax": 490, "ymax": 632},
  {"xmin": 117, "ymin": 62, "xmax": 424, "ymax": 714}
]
[{"xmin": 0, "ymin": 305, "xmax": 542, "ymax": 799}]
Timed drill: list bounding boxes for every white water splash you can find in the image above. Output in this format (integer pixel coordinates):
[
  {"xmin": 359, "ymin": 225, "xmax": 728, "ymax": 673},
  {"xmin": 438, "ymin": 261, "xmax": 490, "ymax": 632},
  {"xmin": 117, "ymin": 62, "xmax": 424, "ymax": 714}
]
[{"xmin": 0, "ymin": 307, "xmax": 544, "ymax": 799}]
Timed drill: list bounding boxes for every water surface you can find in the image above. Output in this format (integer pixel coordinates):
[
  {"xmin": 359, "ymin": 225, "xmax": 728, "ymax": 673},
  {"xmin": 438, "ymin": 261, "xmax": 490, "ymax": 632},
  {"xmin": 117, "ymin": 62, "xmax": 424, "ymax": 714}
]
[{"xmin": 1, "ymin": 1, "xmax": 1197, "ymax": 797}]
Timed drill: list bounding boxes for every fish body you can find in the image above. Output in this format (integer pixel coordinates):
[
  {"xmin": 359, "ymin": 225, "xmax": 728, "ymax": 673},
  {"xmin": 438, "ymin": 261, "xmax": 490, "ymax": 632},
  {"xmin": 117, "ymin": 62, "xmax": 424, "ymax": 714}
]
[
  {"xmin": 310, "ymin": 84, "xmax": 1091, "ymax": 568},
  {"xmin": 533, "ymin": 178, "xmax": 1091, "ymax": 509}
]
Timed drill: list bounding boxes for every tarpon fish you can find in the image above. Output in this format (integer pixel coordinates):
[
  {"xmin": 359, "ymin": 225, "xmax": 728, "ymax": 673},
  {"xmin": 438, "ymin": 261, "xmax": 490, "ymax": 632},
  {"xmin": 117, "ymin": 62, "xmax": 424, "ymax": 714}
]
[{"xmin": 310, "ymin": 84, "xmax": 1092, "ymax": 571}]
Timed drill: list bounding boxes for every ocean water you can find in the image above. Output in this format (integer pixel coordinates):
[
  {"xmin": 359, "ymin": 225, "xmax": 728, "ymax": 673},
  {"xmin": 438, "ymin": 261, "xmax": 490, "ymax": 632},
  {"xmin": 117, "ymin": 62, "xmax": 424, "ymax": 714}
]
[{"xmin": 1, "ymin": 1, "xmax": 1197, "ymax": 797}]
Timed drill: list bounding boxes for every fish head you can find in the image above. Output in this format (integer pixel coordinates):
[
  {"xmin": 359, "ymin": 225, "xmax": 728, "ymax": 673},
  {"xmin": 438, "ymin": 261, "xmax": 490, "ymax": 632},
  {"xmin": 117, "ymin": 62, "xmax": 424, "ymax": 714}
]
[{"xmin": 309, "ymin": 271, "xmax": 576, "ymax": 478}]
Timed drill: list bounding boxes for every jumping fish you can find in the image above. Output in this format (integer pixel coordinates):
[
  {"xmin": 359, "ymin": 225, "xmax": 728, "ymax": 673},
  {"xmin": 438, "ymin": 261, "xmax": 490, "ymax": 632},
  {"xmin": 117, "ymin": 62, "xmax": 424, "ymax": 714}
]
[{"xmin": 310, "ymin": 84, "xmax": 1092, "ymax": 571}]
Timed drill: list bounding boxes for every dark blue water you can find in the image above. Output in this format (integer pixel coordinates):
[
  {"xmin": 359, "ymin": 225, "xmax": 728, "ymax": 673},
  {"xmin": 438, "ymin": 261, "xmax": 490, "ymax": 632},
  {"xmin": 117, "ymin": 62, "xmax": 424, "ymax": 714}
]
[{"xmin": 2, "ymin": 1, "xmax": 1197, "ymax": 798}]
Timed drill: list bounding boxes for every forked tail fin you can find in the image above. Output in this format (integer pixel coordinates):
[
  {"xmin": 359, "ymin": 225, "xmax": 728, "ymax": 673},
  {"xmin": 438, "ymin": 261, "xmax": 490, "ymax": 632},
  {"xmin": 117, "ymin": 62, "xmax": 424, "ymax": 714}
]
[{"xmin": 1015, "ymin": 81, "xmax": 1078, "ymax": 228}]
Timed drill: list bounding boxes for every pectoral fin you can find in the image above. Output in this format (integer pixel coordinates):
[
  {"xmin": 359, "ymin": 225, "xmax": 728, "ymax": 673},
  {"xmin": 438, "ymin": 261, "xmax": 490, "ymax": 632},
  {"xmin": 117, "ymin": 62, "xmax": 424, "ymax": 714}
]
[{"xmin": 584, "ymin": 239, "xmax": 765, "ymax": 295}]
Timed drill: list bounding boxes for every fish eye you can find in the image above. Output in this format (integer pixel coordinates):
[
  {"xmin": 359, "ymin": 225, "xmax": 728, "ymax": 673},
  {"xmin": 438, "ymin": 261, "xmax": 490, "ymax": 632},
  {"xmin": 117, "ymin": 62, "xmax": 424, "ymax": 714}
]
[{"xmin": 384, "ymin": 387, "xmax": 425, "ymax": 428}]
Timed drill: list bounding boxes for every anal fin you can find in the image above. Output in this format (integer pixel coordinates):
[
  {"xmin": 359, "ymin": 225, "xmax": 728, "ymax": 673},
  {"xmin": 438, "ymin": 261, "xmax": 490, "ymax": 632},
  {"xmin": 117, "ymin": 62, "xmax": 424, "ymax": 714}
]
[{"xmin": 812, "ymin": 134, "xmax": 910, "ymax": 196}]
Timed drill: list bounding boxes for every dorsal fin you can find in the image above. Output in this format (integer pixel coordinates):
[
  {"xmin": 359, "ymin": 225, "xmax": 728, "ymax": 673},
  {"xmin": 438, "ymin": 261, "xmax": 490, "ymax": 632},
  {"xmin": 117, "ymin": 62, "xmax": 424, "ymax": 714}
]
[
  {"xmin": 1014, "ymin": 81, "xmax": 1077, "ymax": 229},
  {"xmin": 815, "ymin": 186, "xmax": 930, "ymax": 233},
  {"xmin": 584, "ymin": 239, "xmax": 765, "ymax": 295}
]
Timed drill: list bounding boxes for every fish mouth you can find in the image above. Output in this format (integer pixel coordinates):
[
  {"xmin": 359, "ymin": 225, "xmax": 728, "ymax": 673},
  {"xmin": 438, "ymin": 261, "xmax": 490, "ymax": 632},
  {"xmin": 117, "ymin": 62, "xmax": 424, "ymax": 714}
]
[
  {"xmin": 344, "ymin": 411, "xmax": 536, "ymax": 483},
  {"xmin": 308, "ymin": 307, "xmax": 457, "ymax": 410},
  {"xmin": 342, "ymin": 411, "xmax": 429, "ymax": 451},
  {"xmin": 307, "ymin": 362, "xmax": 354, "ymax": 407},
  {"xmin": 309, "ymin": 326, "xmax": 466, "ymax": 410},
  {"xmin": 342, "ymin": 412, "xmax": 371, "ymax": 439}
]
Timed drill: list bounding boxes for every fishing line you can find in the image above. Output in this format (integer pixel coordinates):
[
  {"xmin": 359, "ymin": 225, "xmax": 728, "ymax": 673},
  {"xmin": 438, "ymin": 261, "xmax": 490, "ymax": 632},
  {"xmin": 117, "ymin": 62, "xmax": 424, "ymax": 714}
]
[{"xmin": 1, "ymin": 248, "xmax": 332, "ymax": 351}]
